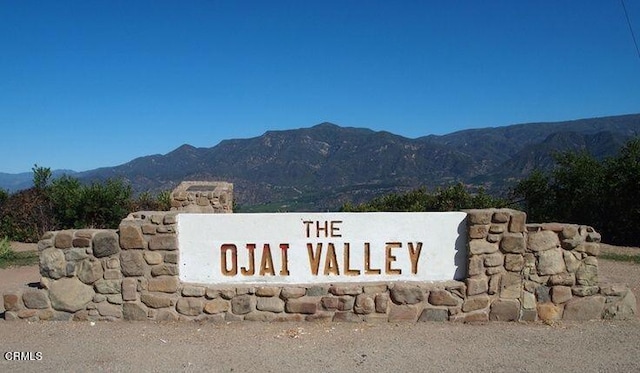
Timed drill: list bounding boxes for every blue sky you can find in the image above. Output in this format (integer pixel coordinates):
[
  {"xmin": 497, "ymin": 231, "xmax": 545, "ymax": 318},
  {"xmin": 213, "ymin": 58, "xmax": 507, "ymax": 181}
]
[{"xmin": 1, "ymin": 1, "xmax": 639, "ymax": 174}]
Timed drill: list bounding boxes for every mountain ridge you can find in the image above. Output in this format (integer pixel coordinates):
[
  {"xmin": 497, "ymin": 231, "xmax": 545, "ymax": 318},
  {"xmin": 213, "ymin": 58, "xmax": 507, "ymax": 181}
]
[{"xmin": 2, "ymin": 114, "xmax": 640, "ymax": 211}]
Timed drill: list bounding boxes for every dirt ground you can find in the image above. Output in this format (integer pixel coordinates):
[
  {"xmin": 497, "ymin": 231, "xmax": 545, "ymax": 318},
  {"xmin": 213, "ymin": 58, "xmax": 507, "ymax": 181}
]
[{"xmin": 1, "ymin": 243, "xmax": 640, "ymax": 372}]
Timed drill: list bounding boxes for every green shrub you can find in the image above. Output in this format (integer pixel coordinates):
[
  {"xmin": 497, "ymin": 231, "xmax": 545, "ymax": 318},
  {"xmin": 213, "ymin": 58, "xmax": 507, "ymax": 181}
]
[
  {"xmin": 0, "ymin": 236, "xmax": 15, "ymax": 260},
  {"xmin": 513, "ymin": 138, "xmax": 640, "ymax": 246},
  {"xmin": 341, "ymin": 183, "xmax": 507, "ymax": 212}
]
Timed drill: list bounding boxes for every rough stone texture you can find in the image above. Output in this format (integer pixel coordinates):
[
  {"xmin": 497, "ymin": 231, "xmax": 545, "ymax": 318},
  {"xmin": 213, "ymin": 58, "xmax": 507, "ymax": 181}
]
[
  {"xmin": 353, "ymin": 294, "xmax": 375, "ymax": 314},
  {"xmin": 333, "ymin": 311, "xmax": 363, "ymax": 322},
  {"xmin": 388, "ymin": 304, "xmax": 419, "ymax": 322},
  {"xmin": 329, "ymin": 285, "xmax": 362, "ymax": 296},
  {"xmin": 141, "ymin": 293, "xmax": 173, "ymax": 308},
  {"xmin": 462, "ymin": 295, "xmax": 490, "ymax": 312},
  {"xmin": 537, "ymin": 248, "xmax": 566, "ymax": 275},
  {"xmin": 466, "ymin": 277, "xmax": 488, "ymax": 296},
  {"xmin": 120, "ymin": 251, "xmax": 146, "ymax": 277},
  {"xmin": 176, "ymin": 298, "xmax": 203, "ymax": 316},
  {"xmin": 256, "ymin": 287, "xmax": 281, "ymax": 297},
  {"xmin": 164, "ymin": 252, "xmax": 179, "ymax": 264},
  {"xmin": 93, "ymin": 231, "xmax": 120, "ymax": 258},
  {"xmin": 144, "ymin": 251, "xmax": 163, "ymax": 265},
  {"xmin": 603, "ymin": 290, "xmax": 637, "ymax": 320},
  {"xmin": 489, "ymin": 299, "xmax": 520, "ymax": 321},
  {"xmin": 528, "ymin": 230, "xmax": 560, "ymax": 252},
  {"xmin": 499, "ymin": 234, "xmax": 526, "ymax": 254},
  {"xmin": 151, "ymin": 264, "xmax": 178, "ymax": 277},
  {"xmin": 182, "ymin": 286, "xmax": 206, "ymax": 297},
  {"xmin": 77, "ymin": 259, "xmax": 104, "ymax": 284},
  {"xmin": 65, "ymin": 248, "xmax": 89, "ymax": 261},
  {"xmin": 122, "ymin": 278, "xmax": 138, "ymax": 301},
  {"xmin": 500, "ymin": 272, "xmax": 522, "ymax": 299},
  {"xmin": 123, "ymin": 302, "xmax": 148, "ymax": 320},
  {"xmin": 429, "ymin": 289, "xmax": 459, "ymax": 306},
  {"xmin": 49, "ymin": 278, "xmax": 95, "ymax": 312},
  {"xmin": 148, "ymin": 236, "xmax": 178, "ymax": 251},
  {"xmin": 256, "ymin": 297, "xmax": 285, "ymax": 313},
  {"xmin": 22, "ymin": 290, "xmax": 49, "ymax": 309},
  {"xmin": 94, "ymin": 279, "xmax": 121, "ymax": 294},
  {"xmin": 504, "ymin": 254, "xmax": 524, "ymax": 272},
  {"xmin": 467, "ymin": 210, "xmax": 492, "ymax": 225},
  {"xmin": 563, "ymin": 296, "xmax": 606, "ymax": 321},
  {"xmin": 509, "ymin": 211, "xmax": 527, "ymax": 233},
  {"xmin": 549, "ymin": 273, "xmax": 575, "ymax": 286},
  {"xmin": 321, "ymin": 296, "xmax": 354, "ymax": 311},
  {"xmin": 469, "ymin": 240, "xmax": 498, "ymax": 255},
  {"xmin": 231, "ymin": 294, "xmax": 254, "ymax": 315},
  {"xmin": 522, "ymin": 291, "xmax": 536, "ymax": 310},
  {"xmin": 3, "ymin": 293, "xmax": 20, "ymax": 311},
  {"xmin": 551, "ymin": 286, "xmax": 573, "ymax": 304},
  {"xmin": 97, "ymin": 302, "xmax": 123, "ymax": 318},
  {"xmin": 375, "ymin": 293, "xmax": 389, "ymax": 313},
  {"xmin": 245, "ymin": 310, "xmax": 276, "ymax": 321},
  {"xmin": 54, "ymin": 231, "xmax": 74, "ymax": 249},
  {"xmin": 469, "ymin": 225, "xmax": 489, "ymax": 239},
  {"xmin": 563, "ymin": 251, "xmax": 581, "ymax": 273},
  {"xmin": 119, "ymin": 224, "xmax": 145, "ymax": 249},
  {"xmin": 286, "ymin": 297, "xmax": 318, "ymax": 314},
  {"xmin": 576, "ymin": 263, "xmax": 598, "ymax": 286},
  {"xmin": 390, "ymin": 285, "xmax": 424, "ymax": 304},
  {"xmin": 147, "ymin": 276, "xmax": 179, "ymax": 293},
  {"xmin": 484, "ymin": 253, "xmax": 503, "ymax": 267},
  {"xmin": 418, "ymin": 307, "xmax": 449, "ymax": 322},
  {"xmin": 40, "ymin": 248, "xmax": 66, "ymax": 280},
  {"xmin": 204, "ymin": 299, "xmax": 229, "ymax": 314}
]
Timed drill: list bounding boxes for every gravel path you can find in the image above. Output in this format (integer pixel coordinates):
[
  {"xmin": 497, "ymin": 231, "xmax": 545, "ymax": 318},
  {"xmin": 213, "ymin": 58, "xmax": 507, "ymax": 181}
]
[
  {"xmin": 1, "ymin": 244, "xmax": 640, "ymax": 372},
  {"xmin": 1, "ymin": 320, "xmax": 639, "ymax": 372}
]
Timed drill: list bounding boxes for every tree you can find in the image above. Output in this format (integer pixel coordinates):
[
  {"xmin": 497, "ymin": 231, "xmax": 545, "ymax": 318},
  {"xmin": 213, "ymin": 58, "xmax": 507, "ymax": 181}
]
[
  {"xmin": 513, "ymin": 138, "xmax": 640, "ymax": 246},
  {"xmin": 32, "ymin": 164, "xmax": 52, "ymax": 190}
]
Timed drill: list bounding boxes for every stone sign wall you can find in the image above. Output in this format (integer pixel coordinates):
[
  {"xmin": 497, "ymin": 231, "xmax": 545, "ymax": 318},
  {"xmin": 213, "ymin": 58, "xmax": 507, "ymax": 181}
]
[
  {"xmin": 2, "ymin": 209, "xmax": 636, "ymax": 322},
  {"xmin": 170, "ymin": 181, "xmax": 233, "ymax": 213},
  {"xmin": 178, "ymin": 212, "xmax": 468, "ymax": 285}
]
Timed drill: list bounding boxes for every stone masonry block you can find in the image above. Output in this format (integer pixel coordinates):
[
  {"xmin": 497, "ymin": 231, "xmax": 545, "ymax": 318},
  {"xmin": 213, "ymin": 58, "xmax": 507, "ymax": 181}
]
[
  {"xmin": 388, "ymin": 304, "xmax": 419, "ymax": 322},
  {"xmin": 537, "ymin": 248, "xmax": 566, "ymax": 276},
  {"xmin": 120, "ymin": 251, "xmax": 146, "ymax": 277},
  {"xmin": 466, "ymin": 277, "xmax": 488, "ymax": 296},
  {"xmin": 93, "ymin": 231, "xmax": 120, "ymax": 258},
  {"xmin": 54, "ymin": 231, "xmax": 73, "ymax": 249},
  {"xmin": 122, "ymin": 278, "xmax": 138, "ymax": 301},
  {"xmin": 119, "ymin": 224, "xmax": 144, "ymax": 249},
  {"xmin": 489, "ymin": 299, "xmax": 520, "ymax": 321},
  {"xmin": 528, "ymin": 230, "xmax": 560, "ymax": 252},
  {"xmin": 509, "ymin": 211, "xmax": 526, "ymax": 233},
  {"xmin": 500, "ymin": 234, "xmax": 526, "ymax": 254},
  {"xmin": 469, "ymin": 240, "xmax": 498, "ymax": 255},
  {"xmin": 390, "ymin": 285, "xmax": 424, "ymax": 305},
  {"xmin": 147, "ymin": 276, "xmax": 179, "ymax": 293},
  {"xmin": 286, "ymin": 297, "xmax": 318, "ymax": 314},
  {"xmin": 148, "ymin": 235, "xmax": 178, "ymax": 251},
  {"xmin": 231, "ymin": 294, "xmax": 255, "ymax": 315},
  {"xmin": 563, "ymin": 296, "xmax": 605, "ymax": 321},
  {"xmin": 428, "ymin": 290, "xmax": 459, "ymax": 306}
]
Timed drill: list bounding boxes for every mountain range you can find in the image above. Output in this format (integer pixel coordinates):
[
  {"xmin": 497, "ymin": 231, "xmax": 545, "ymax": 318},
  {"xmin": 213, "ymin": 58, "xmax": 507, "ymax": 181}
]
[{"xmin": 2, "ymin": 113, "xmax": 640, "ymax": 211}]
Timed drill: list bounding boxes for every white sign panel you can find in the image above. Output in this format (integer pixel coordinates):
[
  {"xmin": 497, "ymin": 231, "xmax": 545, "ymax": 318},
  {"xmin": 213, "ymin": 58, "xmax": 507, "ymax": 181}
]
[{"xmin": 177, "ymin": 212, "xmax": 467, "ymax": 285}]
